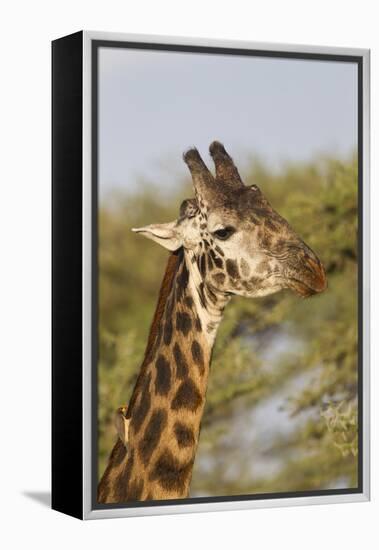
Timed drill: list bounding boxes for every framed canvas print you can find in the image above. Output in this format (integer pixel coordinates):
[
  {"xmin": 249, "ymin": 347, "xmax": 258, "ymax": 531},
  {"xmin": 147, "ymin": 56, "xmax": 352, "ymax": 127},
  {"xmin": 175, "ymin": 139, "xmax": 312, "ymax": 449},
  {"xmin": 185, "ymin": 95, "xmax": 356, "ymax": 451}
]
[{"xmin": 52, "ymin": 31, "xmax": 370, "ymax": 520}]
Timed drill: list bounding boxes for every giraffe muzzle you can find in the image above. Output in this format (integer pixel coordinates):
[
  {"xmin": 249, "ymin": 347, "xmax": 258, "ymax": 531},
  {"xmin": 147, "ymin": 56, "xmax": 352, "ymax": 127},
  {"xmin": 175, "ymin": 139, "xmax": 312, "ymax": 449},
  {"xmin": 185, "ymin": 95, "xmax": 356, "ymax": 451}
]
[{"xmin": 289, "ymin": 251, "xmax": 327, "ymax": 297}]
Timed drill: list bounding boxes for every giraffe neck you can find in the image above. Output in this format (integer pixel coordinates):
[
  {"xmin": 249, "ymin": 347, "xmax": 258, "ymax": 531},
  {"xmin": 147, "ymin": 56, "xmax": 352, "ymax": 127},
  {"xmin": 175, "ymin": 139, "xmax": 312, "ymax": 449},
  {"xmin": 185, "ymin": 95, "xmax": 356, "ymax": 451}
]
[{"xmin": 117, "ymin": 249, "xmax": 228, "ymax": 502}]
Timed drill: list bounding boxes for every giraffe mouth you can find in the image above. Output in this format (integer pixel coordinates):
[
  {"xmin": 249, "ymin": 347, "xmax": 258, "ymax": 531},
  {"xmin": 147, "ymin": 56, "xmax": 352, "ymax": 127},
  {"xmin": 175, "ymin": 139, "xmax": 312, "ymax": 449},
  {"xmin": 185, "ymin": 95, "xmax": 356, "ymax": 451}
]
[{"xmin": 289, "ymin": 278, "xmax": 321, "ymax": 297}]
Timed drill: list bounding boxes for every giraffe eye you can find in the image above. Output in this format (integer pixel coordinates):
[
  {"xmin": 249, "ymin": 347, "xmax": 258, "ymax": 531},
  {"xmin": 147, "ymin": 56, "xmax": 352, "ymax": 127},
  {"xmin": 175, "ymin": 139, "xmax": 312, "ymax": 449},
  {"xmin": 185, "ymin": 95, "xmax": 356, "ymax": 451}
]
[{"xmin": 213, "ymin": 226, "xmax": 235, "ymax": 240}]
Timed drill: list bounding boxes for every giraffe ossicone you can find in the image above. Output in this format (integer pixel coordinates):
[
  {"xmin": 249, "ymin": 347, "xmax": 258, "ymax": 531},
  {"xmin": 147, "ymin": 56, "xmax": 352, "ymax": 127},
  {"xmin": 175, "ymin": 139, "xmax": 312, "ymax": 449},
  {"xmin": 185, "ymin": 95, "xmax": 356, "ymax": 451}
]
[{"xmin": 97, "ymin": 141, "xmax": 327, "ymax": 503}]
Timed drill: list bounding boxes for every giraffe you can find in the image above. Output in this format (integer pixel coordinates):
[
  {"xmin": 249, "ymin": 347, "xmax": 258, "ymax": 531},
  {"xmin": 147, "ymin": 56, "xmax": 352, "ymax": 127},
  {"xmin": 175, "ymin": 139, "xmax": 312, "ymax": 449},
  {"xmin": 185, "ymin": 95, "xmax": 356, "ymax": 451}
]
[{"xmin": 97, "ymin": 141, "xmax": 327, "ymax": 503}]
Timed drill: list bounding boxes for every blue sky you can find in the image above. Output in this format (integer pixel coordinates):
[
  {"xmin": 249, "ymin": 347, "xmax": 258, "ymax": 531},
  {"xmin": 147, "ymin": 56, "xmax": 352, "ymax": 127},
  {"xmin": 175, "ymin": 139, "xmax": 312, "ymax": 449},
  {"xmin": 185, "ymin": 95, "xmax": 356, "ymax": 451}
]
[{"xmin": 98, "ymin": 47, "xmax": 357, "ymax": 198}]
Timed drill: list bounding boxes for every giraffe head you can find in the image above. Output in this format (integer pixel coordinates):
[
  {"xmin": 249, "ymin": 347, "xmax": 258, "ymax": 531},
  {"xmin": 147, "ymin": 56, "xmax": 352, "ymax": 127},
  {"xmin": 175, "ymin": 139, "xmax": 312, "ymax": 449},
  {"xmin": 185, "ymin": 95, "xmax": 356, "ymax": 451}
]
[{"xmin": 133, "ymin": 141, "xmax": 326, "ymax": 299}]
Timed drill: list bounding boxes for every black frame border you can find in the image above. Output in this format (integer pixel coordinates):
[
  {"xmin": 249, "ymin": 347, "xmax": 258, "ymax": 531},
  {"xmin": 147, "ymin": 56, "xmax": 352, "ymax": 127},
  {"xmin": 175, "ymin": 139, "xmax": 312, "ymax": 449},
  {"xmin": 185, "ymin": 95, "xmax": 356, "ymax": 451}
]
[
  {"xmin": 52, "ymin": 31, "xmax": 84, "ymax": 519},
  {"xmin": 91, "ymin": 39, "xmax": 364, "ymax": 512}
]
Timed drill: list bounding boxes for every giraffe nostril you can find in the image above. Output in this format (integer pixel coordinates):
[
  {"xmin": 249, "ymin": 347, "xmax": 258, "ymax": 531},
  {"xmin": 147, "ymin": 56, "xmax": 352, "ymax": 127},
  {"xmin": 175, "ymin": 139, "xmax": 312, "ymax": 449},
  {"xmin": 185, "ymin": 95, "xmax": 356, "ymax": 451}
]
[{"xmin": 304, "ymin": 256, "xmax": 327, "ymax": 293}]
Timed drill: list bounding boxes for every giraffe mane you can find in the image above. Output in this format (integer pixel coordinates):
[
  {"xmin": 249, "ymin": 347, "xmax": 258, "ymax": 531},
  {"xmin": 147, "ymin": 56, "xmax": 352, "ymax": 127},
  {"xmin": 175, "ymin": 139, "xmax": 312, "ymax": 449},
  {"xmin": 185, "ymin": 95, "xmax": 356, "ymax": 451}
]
[{"xmin": 126, "ymin": 248, "xmax": 183, "ymax": 419}]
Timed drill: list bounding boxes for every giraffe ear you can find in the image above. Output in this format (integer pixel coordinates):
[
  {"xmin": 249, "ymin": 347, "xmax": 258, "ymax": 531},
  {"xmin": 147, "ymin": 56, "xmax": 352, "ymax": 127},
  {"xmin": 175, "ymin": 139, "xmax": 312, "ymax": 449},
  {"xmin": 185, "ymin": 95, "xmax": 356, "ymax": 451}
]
[{"xmin": 132, "ymin": 221, "xmax": 183, "ymax": 251}]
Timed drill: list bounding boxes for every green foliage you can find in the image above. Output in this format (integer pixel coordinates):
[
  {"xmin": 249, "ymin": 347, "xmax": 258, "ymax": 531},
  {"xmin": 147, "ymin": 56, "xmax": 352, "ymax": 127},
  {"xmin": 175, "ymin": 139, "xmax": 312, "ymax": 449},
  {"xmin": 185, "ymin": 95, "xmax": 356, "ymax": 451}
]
[{"xmin": 98, "ymin": 153, "xmax": 359, "ymax": 496}]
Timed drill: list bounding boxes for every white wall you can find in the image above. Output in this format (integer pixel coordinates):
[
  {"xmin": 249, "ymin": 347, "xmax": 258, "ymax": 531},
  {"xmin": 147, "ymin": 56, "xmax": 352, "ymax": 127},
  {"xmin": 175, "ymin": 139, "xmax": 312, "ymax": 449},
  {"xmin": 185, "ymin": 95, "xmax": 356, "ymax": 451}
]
[{"xmin": 1, "ymin": 1, "xmax": 377, "ymax": 548}]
